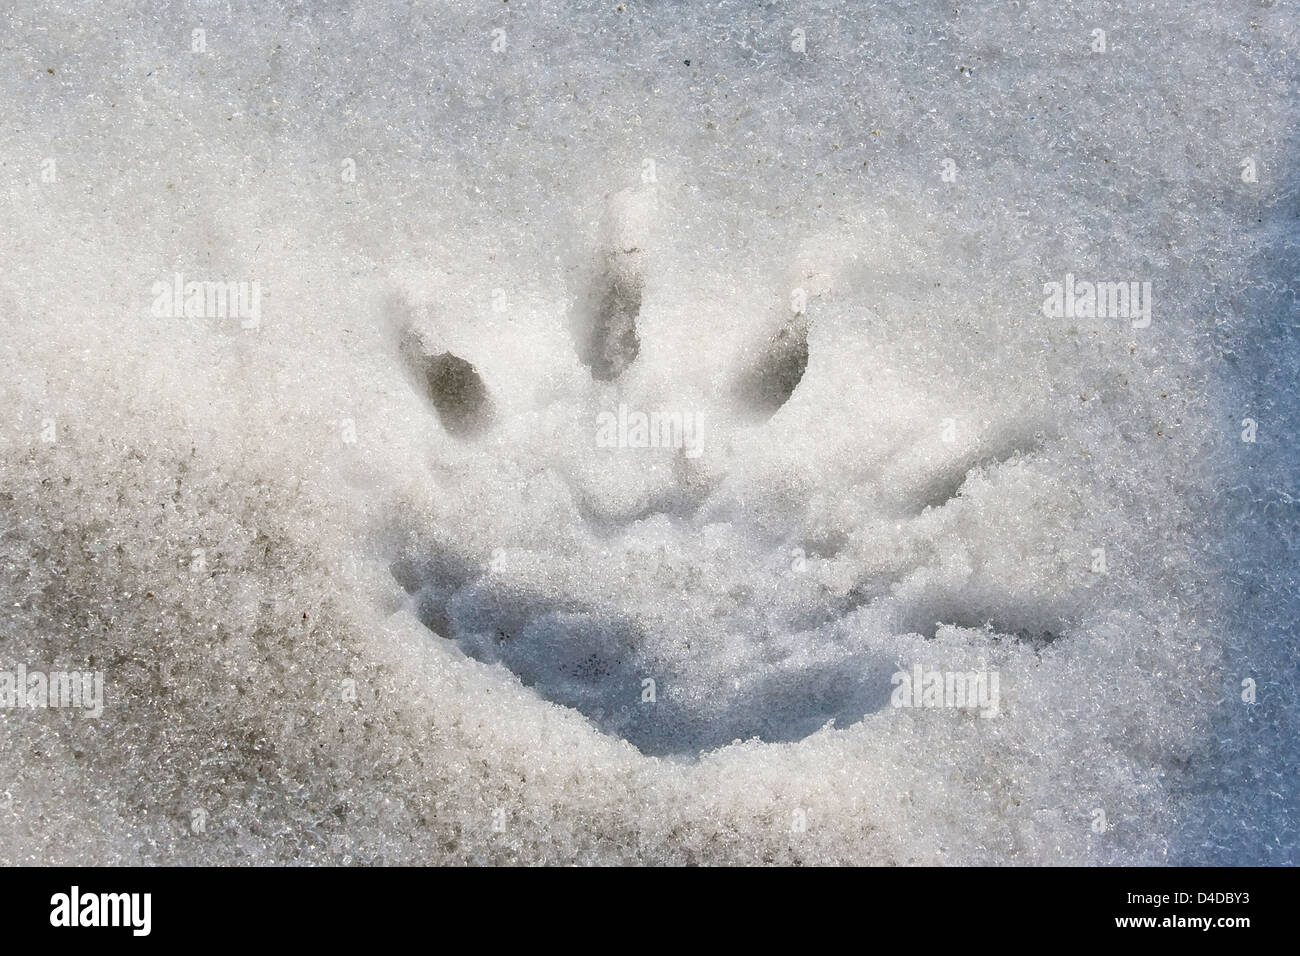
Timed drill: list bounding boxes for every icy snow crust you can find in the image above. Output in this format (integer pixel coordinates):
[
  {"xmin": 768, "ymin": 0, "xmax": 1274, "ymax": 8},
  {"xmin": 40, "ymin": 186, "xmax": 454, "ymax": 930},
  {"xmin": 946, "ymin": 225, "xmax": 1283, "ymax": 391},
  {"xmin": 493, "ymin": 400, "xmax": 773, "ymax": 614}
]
[{"xmin": 0, "ymin": 0, "xmax": 1296, "ymax": 864}]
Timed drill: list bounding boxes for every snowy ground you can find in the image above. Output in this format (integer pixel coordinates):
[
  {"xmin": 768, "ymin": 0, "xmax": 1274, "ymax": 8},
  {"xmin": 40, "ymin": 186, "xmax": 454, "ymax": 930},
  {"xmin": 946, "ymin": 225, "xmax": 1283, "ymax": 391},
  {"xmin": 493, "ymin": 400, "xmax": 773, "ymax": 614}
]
[{"xmin": 1, "ymin": 0, "xmax": 1297, "ymax": 864}]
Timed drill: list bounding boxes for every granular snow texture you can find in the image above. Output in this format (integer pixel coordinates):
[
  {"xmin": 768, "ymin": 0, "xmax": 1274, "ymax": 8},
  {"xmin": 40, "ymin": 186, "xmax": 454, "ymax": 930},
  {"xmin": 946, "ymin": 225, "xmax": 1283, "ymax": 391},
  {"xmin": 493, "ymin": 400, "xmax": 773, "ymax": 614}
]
[{"xmin": 0, "ymin": 0, "xmax": 1296, "ymax": 864}]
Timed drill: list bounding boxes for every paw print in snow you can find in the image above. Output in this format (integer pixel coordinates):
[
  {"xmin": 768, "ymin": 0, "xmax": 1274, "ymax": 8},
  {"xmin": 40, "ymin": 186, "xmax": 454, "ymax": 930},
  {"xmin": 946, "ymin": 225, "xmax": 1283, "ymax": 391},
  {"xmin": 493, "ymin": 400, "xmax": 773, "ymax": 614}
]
[{"xmin": 386, "ymin": 187, "xmax": 1096, "ymax": 757}]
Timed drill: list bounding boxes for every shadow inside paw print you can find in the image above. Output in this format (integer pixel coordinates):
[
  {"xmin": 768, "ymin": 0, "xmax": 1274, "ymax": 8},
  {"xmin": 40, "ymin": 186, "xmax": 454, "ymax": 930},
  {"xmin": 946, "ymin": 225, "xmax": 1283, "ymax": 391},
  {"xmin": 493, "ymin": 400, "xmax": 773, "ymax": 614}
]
[{"xmin": 390, "ymin": 546, "xmax": 898, "ymax": 757}]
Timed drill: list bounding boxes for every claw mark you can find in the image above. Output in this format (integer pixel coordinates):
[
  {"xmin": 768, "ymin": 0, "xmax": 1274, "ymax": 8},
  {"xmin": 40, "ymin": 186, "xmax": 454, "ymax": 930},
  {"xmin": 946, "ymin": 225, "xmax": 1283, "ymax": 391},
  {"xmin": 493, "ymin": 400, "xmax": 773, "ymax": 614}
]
[
  {"xmin": 735, "ymin": 310, "xmax": 809, "ymax": 415},
  {"xmin": 400, "ymin": 329, "xmax": 494, "ymax": 437},
  {"xmin": 573, "ymin": 188, "xmax": 652, "ymax": 381},
  {"xmin": 579, "ymin": 259, "xmax": 643, "ymax": 380},
  {"xmin": 912, "ymin": 432, "xmax": 1043, "ymax": 513}
]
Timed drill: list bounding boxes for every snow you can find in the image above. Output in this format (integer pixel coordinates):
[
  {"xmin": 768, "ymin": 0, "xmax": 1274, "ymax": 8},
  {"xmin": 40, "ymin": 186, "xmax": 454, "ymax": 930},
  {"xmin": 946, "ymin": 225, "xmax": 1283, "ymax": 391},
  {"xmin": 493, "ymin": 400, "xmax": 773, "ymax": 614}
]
[{"xmin": 0, "ymin": 0, "xmax": 1296, "ymax": 864}]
